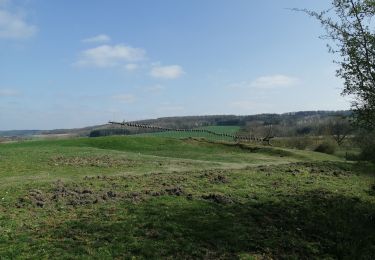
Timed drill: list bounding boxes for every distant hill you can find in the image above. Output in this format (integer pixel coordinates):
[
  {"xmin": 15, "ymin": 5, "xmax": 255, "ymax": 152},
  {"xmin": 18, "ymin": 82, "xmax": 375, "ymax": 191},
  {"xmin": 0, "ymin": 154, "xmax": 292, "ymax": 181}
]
[
  {"xmin": 0, "ymin": 110, "xmax": 352, "ymax": 137},
  {"xmin": 0, "ymin": 130, "xmax": 42, "ymax": 137}
]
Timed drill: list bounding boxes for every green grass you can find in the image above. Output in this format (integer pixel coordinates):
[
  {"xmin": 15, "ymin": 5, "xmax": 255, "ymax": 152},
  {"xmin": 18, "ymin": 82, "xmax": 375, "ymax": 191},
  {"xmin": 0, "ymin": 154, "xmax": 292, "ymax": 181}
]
[
  {"xmin": 0, "ymin": 136, "xmax": 374, "ymax": 259},
  {"xmin": 134, "ymin": 125, "xmax": 241, "ymax": 142},
  {"xmin": 198, "ymin": 125, "xmax": 241, "ymax": 134}
]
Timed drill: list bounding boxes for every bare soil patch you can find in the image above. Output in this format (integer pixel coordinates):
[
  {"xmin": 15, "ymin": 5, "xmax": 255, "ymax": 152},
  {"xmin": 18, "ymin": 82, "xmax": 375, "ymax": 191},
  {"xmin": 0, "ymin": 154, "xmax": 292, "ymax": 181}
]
[{"xmin": 50, "ymin": 155, "xmax": 138, "ymax": 168}]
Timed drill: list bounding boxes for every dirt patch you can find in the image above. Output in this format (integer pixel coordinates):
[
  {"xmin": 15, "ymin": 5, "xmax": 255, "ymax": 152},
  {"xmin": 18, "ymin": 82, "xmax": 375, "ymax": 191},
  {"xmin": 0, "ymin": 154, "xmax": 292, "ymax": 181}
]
[
  {"xmin": 285, "ymin": 168, "xmax": 302, "ymax": 176},
  {"xmin": 17, "ymin": 189, "xmax": 47, "ymax": 208},
  {"xmin": 17, "ymin": 180, "xmax": 122, "ymax": 208},
  {"xmin": 83, "ymin": 175, "xmax": 135, "ymax": 182},
  {"xmin": 199, "ymin": 170, "xmax": 230, "ymax": 184},
  {"xmin": 165, "ymin": 186, "xmax": 184, "ymax": 196},
  {"xmin": 211, "ymin": 174, "xmax": 229, "ymax": 183},
  {"xmin": 124, "ymin": 192, "xmax": 144, "ymax": 203},
  {"xmin": 50, "ymin": 155, "xmax": 138, "ymax": 168},
  {"xmin": 255, "ymin": 162, "xmax": 352, "ymax": 177},
  {"xmin": 51, "ymin": 180, "xmax": 100, "ymax": 206},
  {"xmin": 17, "ymin": 179, "xmax": 191, "ymax": 208},
  {"xmin": 202, "ymin": 193, "xmax": 233, "ymax": 204}
]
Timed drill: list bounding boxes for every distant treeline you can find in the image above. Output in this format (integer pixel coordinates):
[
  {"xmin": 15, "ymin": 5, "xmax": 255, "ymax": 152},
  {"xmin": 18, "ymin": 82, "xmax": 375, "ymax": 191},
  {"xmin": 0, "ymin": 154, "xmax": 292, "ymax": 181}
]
[
  {"xmin": 87, "ymin": 110, "xmax": 353, "ymax": 139},
  {"xmin": 134, "ymin": 110, "xmax": 352, "ymax": 129},
  {"xmin": 0, "ymin": 130, "xmax": 42, "ymax": 137},
  {"xmin": 1, "ymin": 110, "xmax": 353, "ymax": 138},
  {"xmin": 89, "ymin": 128, "xmax": 131, "ymax": 137}
]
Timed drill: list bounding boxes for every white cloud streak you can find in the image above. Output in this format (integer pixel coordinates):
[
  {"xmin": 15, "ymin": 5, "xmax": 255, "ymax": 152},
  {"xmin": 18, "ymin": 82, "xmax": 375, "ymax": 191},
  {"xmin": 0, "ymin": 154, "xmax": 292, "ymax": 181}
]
[
  {"xmin": 112, "ymin": 94, "xmax": 136, "ymax": 103},
  {"xmin": 150, "ymin": 65, "xmax": 184, "ymax": 79},
  {"xmin": 82, "ymin": 34, "xmax": 111, "ymax": 43},
  {"xmin": 145, "ymin": 84, "xmax": 165, "ymax": 92},
  {"xmin": 228, "ymin": 74, "xmax": 299, "ymax": 89},
  {"xmin": 250, "ymin": 74, "xmax": 299, "ymax": 88},
  {"xmin": 0, "ymin": 89, "xmax": 21, "ymax": 97},
  {"xmin": 0, "ymin": 9, "xmax": 37, "ymax": 39},
  {"xmin": 124, "ymin": 63, "xmax": 138, "ymax": 71},
  {"xmin": 75, "ymin": 44, "xmax": 146, "ymax": 68}
]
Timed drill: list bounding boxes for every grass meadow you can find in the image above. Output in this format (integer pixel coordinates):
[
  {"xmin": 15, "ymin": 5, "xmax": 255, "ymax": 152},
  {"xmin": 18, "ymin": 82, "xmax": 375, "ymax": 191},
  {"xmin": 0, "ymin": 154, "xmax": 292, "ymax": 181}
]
[{"xmin": 0, "ymin": 135, "xmax": 374, "ymax": 259}]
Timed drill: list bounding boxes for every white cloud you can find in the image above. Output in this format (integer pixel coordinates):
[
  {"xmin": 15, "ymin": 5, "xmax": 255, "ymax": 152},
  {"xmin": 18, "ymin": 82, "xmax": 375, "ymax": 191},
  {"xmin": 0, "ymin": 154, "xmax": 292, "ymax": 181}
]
[
  {"xmin": 124, "ymin": 63, "xmax": 138, "ymax": 71},
  {"xmin": 145, "ymin": 84, "xmax": 165, "ymax": 92},
  {"xmin": 0, "ymin": 89, "xmax": 21, "ymax": 97},
  {"xmin": 112, "ymin": 94, "xmax": 136, "ymax": 103},
  {"xmin": 230, "ymin": 100, "xmax": 256, "ymax": 110},
  {"xmin": 0, "ymin": 9, "xmax": 37, "ymax": 39},
  {"xmin": 150, "ymin": 65, "xmax": 184, "ymax": 79},
  {"xmin": 158, "ymin": 105, "xmax": 184, "ymax": 112},
  {"xmin": 74, "ymin": 44, "xmax": 146, "ymax": 68},
  {"xmin": 228, "ymin": 74, "xmax": 299, "ymax": 90},
  {"xmin": 229, "ymin": 100, "xmax": 273, "ymax": 113},
  {"xmin": 82, "ymin": 34, "xmax": 111, "ymax": 43},
  {"xmin": 250, "ymin": 74, "xmax": 299, "ymax": 88}
]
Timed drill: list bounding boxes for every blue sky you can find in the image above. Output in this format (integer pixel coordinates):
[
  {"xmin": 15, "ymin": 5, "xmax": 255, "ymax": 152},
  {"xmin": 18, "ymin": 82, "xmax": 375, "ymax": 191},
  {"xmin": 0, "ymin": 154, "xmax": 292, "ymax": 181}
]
[{"xmin": 0, "ymin": 0, "xmax": 350, "ymax": 130}]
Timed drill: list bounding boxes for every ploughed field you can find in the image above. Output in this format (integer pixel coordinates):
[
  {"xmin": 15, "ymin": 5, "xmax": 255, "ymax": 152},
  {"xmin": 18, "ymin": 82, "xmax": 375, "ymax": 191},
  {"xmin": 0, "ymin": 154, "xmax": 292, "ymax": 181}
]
[{"xmin": 0, "ymin": 136, "xmax": 374, "ymax": 259}]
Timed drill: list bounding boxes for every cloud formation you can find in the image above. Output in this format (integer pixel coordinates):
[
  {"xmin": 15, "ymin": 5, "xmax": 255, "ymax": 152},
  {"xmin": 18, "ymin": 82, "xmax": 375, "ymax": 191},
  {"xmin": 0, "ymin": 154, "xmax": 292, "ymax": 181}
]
[
  {"xmin": 230, "ymin": 100, "xmax": 256, "ymax": 110},
  {"xmin": 75, "ymin": 44, "xmax": 146, "ymax": 68},
  {"xmin": 150, "ymin": 65, "xmax": 184, "ymax": 79},
  {"xmin": 250, "ymin": 74, "xmax": 299, "ymax": 88},
  {"xmin": 0, "ymin": 9, "xmax": 37, "ymax": 39},
  {"xmin": 82, "ymin": 34, "xmax": 111, "ymax": 43},
  {"xmin": 0, "ymin": 89, "xmax": 21, "ymax": 97},
  {"xmin": 144, "ymin": 84, "xmax": 165, "ymax": 92},
  {"xmin": 124, "ymin": 63, "xmax": 138, "ymax": 71},
  {"xmin": 112, "ymin": 94, "xmax": 136, "ymax": 103},
  {"xmin": 229, "ymin": 74, "xmax": 299, "ymax": 89}
]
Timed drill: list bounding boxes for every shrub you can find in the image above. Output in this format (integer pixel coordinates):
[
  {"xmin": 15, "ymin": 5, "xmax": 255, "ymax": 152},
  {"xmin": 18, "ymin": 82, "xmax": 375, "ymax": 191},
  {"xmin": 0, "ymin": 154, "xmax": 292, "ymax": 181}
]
[
  {"xmin": 361, "ymin": 145, "xmax": 375, "ymax": 163},
  {"xmin": 272, "ymin": 137, "xmax": 316, "ymax": 150},
  {"xmin": 314, "ymin": 141, "xmax": 337, "ymax": 154},
  {"xmin": 89, "ymin": 128, "xmax": 131, "ymax": 137},
  {"xmin": 345, "ymin": 152, "xmax": 360, "ymax": 161},
  {"xmin": 356, "ymin": 130, "xmax": 375, "ymax": 163},
  {"xmin": 288, "ymin": 137, "xmax": 315, "ymax": 150}
]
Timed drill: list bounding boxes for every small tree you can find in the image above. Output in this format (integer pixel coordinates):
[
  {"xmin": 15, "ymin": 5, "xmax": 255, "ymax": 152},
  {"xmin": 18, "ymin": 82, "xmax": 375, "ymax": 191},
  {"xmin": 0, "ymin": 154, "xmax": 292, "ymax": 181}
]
[
  {"xmin": 327, "ymin": 117, "xmax": 353, "ymax": 145},
  {"xmin": 297, "ymin": 0, "xmax": 375, "ymax": 130}
]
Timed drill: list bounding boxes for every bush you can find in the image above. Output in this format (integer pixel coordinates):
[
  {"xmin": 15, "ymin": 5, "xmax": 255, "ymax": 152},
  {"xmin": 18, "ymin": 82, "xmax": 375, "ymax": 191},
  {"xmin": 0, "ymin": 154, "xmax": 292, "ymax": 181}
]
[
  {"xmin": 287, "ymin": 137, "xmax": 315, "ymax": 150},
  {"xmin": 345, "ymin": 152, "xmax": 360, "ymax": 161},
  {"xmin": 314, "ymin": 141, "xmax": 337, "ymax": 154},
  {"xmin": 360, "ymin": 145, "xmax": 375, "ymax": 163},
  {"xmin": 355, "ymin": 130, "xmax": 375, "ymax": 163}
]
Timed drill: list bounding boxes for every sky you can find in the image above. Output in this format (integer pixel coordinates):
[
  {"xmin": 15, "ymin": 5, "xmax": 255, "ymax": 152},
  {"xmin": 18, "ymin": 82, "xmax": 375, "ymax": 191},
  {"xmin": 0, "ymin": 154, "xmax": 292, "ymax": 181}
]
[{"xmin": 0, "ymin": 0, "xmax": 351, "ymax": 130}]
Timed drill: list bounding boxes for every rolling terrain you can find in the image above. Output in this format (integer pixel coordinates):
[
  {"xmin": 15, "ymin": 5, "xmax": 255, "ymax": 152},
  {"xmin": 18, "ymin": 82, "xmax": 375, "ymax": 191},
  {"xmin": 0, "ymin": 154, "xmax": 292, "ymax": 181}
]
[{"xmin": 0, "ymin": 135, "xmax": 374, "ymax": 259}]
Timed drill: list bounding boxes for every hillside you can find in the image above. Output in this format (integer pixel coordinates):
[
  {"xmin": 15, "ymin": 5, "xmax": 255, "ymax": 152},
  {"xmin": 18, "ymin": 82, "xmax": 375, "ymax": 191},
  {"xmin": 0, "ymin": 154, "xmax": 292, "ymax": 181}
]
[
  {"xmin": 0, "ymin": 110, "xmax": 351, "ymax": 139},
  {"xmin": 0, "ymin": 135, "xmax": 374, "ymax": 258}
]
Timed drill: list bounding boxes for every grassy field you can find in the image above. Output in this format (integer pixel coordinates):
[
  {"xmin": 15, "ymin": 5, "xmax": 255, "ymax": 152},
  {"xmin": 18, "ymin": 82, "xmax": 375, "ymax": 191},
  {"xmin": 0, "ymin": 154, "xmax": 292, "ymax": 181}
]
[
  {"xmin": 0, "ymin": 136, "xmax": 374, "ymax": 259},
  {"xmin": 135, "ymin": 125, "xmax": 241, "ymax": 142}
]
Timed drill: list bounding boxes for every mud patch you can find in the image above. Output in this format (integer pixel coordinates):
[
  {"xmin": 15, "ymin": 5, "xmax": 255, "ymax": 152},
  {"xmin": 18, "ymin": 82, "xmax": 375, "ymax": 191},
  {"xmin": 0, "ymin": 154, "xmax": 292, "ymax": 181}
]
[
  {"xmin": 50, "ymin": 155, "xmax": 138, "ymax": 168},
  {"xmin": 165, "ymin": 186, "xmax": 184, "ymax": 196},
  {"xmin": 255, "ymin": 162, "xmax": 352, "ymax": 177},
  {"xmin": 17, "ymin": 189, "xmax": 46, "ymax": 208},
  {"xmin": 52, "ymin": 180, "xmax": 101, "ymax": 206},
  {"xmin": 17, "ymin": 181, "xmax": 122, "ymax": 208},
  {"xmin": 199, "ymin": 170, "xmax": 230, "ymax": 184},
  {"xmin": 124, "ymin": 192, "xmax": 144, "ymax": 203}
]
